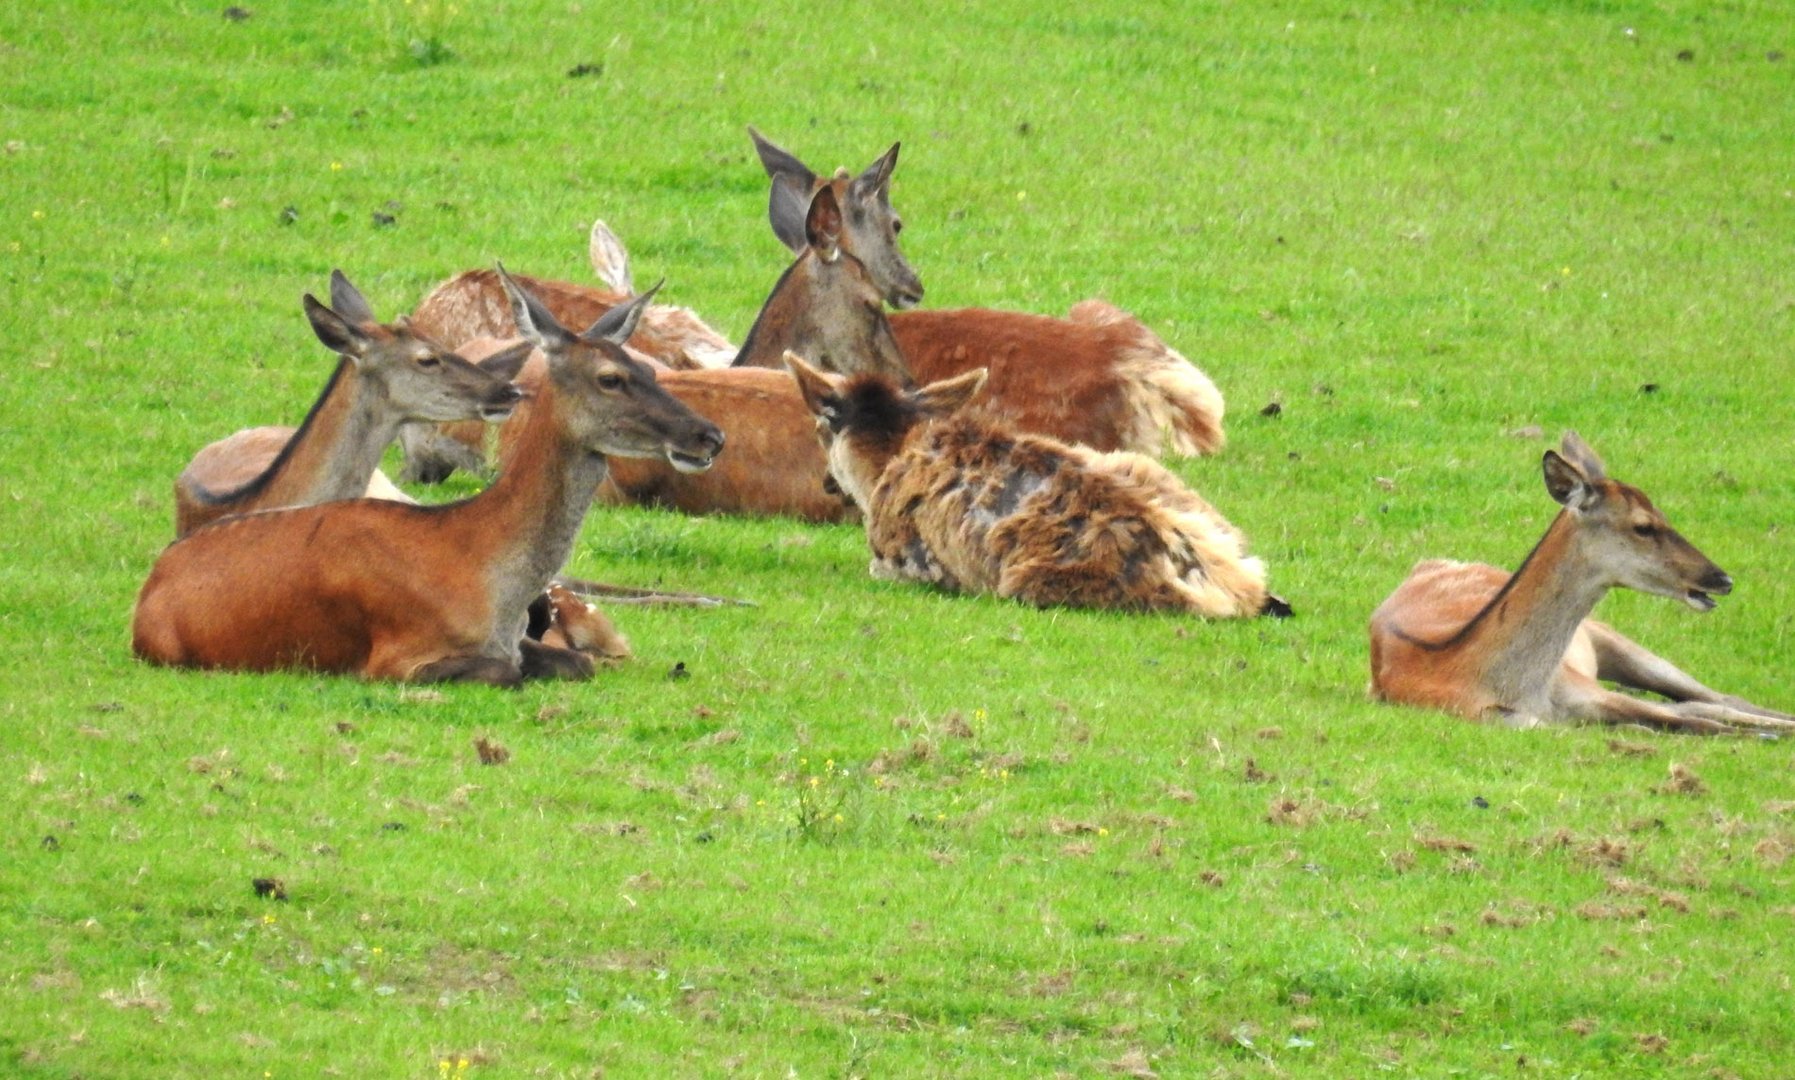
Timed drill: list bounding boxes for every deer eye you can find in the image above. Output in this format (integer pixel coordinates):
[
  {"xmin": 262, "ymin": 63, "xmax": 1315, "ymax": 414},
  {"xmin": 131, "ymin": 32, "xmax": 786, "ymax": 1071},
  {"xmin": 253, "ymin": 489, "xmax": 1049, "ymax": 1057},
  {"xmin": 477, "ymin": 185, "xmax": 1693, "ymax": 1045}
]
[
  {"xmin": 596, "ymin": 372, "xmax": 625, "ymax": 391},
  {"xmin": 891, "ymin": 219, "xmax": 904, "ymax": 235},
  {"xmin": 1632, "ymin": 523, "xmax": 1658, "ymax": 538},
  {"xmin": 417, "ymin": 355, "xmax": 442, "ymax": 369}
]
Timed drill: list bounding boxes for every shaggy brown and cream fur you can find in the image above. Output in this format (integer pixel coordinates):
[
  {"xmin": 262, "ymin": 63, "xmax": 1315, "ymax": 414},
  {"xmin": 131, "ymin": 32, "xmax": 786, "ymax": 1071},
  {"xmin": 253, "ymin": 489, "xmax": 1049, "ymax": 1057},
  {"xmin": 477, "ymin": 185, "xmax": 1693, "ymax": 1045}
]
[{"xmin": 788, "ymin": 354, "xmax": 1281, "ymax": 617}]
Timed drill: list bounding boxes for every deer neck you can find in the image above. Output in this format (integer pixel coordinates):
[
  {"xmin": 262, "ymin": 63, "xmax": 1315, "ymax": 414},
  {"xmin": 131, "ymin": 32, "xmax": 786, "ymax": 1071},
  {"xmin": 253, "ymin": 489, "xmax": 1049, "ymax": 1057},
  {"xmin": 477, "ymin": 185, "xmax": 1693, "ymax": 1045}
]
[
  {"xmin": 731, "ymin": 257, "xmax": 809, "ymax": 369},
  {"xmin": 1458, "ymin": 511, "xmax": 1611, "ymax": 703},
  {"xmin": 258, "ymin": 358, "xmax": 398, "ymax": 507},
  {"xmin": 452, "ymin": 390, "xmax": 610, "ymax": 629}
]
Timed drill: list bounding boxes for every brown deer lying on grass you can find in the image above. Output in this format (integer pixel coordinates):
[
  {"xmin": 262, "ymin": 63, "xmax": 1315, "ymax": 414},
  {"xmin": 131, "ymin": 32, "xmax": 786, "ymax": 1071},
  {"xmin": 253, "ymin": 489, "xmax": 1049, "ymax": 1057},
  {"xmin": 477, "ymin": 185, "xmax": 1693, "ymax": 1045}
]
[
  {"xmin": 403, "ymin": 185, "xmax": 905, "ymax": 521},
  {"xmin": 132, "ymin": 273, "xmax": 724, "ymax": 686},
  {"xmin": 750, "ymin": 127, "xmax": 1225, "ymax": 457},
  {"xmin": 1369, "ymin": 433, "xmax": 1794, "ymax": 733},
  {"xmin": 787, "ymin": 354, "xmax": 1285, "ymax": 617},
  {"xmin": 173, "ymin": 271, "xmax": 528, "ymax": 536}
]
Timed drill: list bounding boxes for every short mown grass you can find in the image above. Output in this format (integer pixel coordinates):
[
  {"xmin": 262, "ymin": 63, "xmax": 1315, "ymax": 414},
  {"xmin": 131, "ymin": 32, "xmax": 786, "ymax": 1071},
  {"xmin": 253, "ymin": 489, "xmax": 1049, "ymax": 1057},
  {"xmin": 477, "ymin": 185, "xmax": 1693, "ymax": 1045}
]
[{"xmin": 3, "ymin": 1, "xmax": 1794, "ymax": 1076}]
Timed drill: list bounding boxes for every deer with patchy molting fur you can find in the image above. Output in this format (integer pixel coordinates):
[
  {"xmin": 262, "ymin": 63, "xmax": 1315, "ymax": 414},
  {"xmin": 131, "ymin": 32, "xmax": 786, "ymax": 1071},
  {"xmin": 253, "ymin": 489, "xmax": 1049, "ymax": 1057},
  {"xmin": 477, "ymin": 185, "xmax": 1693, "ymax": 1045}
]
[
  {"xmin": 173, "ymin": 270, "xmax": 528, "ymax": 536},
  {"xmin": 1369, "ymin": 433, "xmax": 1794, "ymax": 733},
  {"xmin": 787, "ymin": 353, "xmax": 1284, "ymax": 617},
  {"xmin": 132, "ymin": 272, "xmax": 723, "ymax": 685}
]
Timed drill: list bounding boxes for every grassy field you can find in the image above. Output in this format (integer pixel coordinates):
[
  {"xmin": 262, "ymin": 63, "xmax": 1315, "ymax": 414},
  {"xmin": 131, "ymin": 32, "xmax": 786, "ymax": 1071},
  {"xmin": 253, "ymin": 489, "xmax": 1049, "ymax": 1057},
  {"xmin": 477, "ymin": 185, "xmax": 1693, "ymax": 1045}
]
[{"xmin": 4, "ymin": 1, "xmax": 1795, "ymax": 1076}]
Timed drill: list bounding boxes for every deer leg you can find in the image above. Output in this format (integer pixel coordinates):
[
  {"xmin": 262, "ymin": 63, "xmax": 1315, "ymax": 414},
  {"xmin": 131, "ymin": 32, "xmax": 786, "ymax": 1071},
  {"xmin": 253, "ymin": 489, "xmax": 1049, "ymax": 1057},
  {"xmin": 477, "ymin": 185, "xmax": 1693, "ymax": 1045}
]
[
  {"xmin": 1664, "ymin": 700, "xmax": 1795, "ymax": 732},
  {"xmin": 1557, "ymin": 677, "xmax": 1735, "ymax": 735},
  {"xmin": 410, "ymin": 654, "xmax": 524, "ymax": 688},
  {"xmin": 1585, "ymin": 621, "xmax": 1795, "ymax": 720},
  {"xmin": 518, "ymin": 638, "xmax": 597, "ymax": 682}
]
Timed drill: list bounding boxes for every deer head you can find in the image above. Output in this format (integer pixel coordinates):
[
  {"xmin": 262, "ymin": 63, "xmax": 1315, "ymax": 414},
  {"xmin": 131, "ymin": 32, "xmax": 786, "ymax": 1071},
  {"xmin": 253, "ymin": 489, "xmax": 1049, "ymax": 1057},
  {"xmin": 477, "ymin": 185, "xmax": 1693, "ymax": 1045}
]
[
  {"xmin": 304, "ymin": 270, "xmax": 526, "ymax": 423},
  {"xmin": 1544, "ymin": 432, "xmax": 1732, "ymax": 611},
  {"xmin": 751, "ymin": 126, "xmax": 924, "ymax": 309},
  {"xmin": 787, "ymin": 351, "xmax": 986, "ymax": 508},
  {"xmin": 498, "ymin": 267, "xmax": 723, "ymax": 473}
]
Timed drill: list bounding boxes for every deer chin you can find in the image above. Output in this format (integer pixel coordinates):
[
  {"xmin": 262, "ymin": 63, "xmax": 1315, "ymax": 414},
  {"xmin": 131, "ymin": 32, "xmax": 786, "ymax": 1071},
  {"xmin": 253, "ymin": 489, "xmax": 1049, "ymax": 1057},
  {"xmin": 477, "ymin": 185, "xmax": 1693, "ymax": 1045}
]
[
  {"xmin": 1683, "ymin": 589, "xmax": 1718, "ymax": 612},
  {"xmin": 666, "ymin": 447, "xmax": 716, "ymax": 474}
]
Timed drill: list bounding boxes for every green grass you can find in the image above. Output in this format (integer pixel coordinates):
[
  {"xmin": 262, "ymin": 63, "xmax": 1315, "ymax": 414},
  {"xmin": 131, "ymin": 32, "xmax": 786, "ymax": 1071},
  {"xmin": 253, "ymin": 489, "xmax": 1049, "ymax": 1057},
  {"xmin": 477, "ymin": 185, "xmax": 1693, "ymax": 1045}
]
[{"xmin": 5, "ymin": 0, "xmax": 1795, "ymax": 1076}]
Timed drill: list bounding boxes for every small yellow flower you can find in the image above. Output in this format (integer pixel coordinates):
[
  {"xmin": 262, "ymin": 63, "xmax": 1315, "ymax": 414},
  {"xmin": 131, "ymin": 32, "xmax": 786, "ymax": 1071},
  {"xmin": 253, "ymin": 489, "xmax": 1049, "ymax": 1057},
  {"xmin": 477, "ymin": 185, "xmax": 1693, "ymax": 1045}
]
[
  {"xmin": 832, "ymin": 813, "xmax": 843, "ymax": 823},
  {"xmin": 1015, "ymin": 190, "xmax": 1026, "ymax": 201},
  {"xmin": 973, "ymin": 708, "xmax": 987, "ymax": 722},
  {"xmin": 262, "ymin": 913, "xmax": 277, "ymax": 925},
  {"xmin": 31, "ymin": 209, "xmax": 45, "ymax": 219},
  {"xmin": 1098, "ymin": 827, "xmax": 1110, "ymax": 836},
  {"xmin": 1560, "ymin": 266, "xmax": 1572, "ymax": 276},
  {"xmin": 371, "ymin": 947, "xmax": 382, "ymax": 955},
  {"xmin": 330, "ymin": 161, "xmax": 344, "ymax": 172},
  {"xmin": 808, "ymin": 776, "xmax": 820, "ymax": 788}
]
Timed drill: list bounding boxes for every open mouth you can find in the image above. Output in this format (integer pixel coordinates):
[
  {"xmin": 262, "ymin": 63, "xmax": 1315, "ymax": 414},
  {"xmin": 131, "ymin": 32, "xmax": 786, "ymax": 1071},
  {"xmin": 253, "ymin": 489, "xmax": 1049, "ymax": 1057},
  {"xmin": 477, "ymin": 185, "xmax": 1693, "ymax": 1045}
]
[
  {"xmin": 479, "ymin": 402, "xmax": 518, "ymax": 421},
  {"xmin": 891, "ymin": 288, "xmax": 923, "ymax": 310},
  {"xmin": 667, "ymin": 448, "xmax": 715, "ymax": 474},
  {"xmin": 1684, "ymin": 589, "xmax": 1718, "ymax": 612}
]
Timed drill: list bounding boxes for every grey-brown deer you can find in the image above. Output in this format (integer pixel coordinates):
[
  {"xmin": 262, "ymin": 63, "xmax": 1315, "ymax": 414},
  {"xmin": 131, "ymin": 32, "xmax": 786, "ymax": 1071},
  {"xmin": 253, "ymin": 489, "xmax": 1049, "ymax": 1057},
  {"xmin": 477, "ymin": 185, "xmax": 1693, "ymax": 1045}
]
[
  {"xmin": 132, "ymin": 272, "xmax": 723, "ymax": 686},
  {"xmin": 1368, "ymin": 433, "xmax": 1793, "ymax": 733},
  {"xmin": 750, "ymin": 127, "xmax": 1224, "ymax": 457},
  {"xmin": 174, "ymin": 270, "xmax": 527, "ymax": 536}
]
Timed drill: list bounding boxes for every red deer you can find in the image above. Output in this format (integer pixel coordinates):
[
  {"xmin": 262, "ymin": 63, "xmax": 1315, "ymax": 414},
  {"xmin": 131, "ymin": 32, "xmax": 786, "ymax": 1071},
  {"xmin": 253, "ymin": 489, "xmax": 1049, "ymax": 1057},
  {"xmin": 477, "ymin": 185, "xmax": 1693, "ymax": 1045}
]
[
  {"xmin": 750, "ymin": 127, "xmax": 1224, "ymax": 457},
  {"xmin": 132, "ymin": 272, "xmax": 724, "ymax": 686},
  {"xmin": 1369, "ymin": 433, "xmax": 1794, "ymax": 733},
  {"xmin": 787, "ymin": 354, "xmax": 1284, "ymax": 617},
  {"xmin": 174, "ymin": 271, "xmax": 528, "ymax": 536}
]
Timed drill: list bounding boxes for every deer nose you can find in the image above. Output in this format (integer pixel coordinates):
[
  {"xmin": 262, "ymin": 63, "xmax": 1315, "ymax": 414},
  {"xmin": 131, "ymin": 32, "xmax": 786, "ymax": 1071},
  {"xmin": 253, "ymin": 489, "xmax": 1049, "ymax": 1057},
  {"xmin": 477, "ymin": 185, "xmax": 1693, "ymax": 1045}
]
[{"xmin": 1700, "ymin": 568, "xmax": 1733, "ymax": 596}]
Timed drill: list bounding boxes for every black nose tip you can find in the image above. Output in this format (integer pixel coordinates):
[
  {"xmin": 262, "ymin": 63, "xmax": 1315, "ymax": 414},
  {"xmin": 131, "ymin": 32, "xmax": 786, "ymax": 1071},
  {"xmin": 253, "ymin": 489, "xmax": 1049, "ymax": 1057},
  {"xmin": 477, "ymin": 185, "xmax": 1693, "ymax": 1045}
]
[
  {"xmin": 703, "ymin": 428, "xmax": 726, "ymax": 456},
  {"xmin": 496, "ymin": 384, "xmax": 524, "ymax": 406},
  {"xmin": 1703, "ymin": 569, "xmax": 1734, "ymax": 596}
]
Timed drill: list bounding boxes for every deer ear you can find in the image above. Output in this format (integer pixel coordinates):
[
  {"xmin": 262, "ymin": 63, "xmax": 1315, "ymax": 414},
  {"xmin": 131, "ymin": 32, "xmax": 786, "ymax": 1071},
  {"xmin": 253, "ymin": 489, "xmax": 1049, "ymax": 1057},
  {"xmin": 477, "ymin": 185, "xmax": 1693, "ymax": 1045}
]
[
  {"xmin": 1557, "ymin": 430, "xmax": 1607, "ymax": 482},
  {"xmin": 785, "ymin": 351, "xmax": 842, "ymax": 422},
  {"xmin": 495, "ymin": 264, "xmax": 577, "ymax": 355},
  {"xmin": 327, "ymin": 270, "xmax": 378, "ymax": 325},
  {"xmin": 751, "ymin": 126, "xmax": 819, "ymax": 254},
  {"xmin": 587, "ymin": 219, "xmax": 635, "ymax": 294},
  {"xmin": 912, "ymin": 367, "xmax": 987, "ymax": 418},
  {"xmin": 583, "ymin": 279, "xmax": 662, "ymax": 346},
  {"xmin": 1543, "ymin": 450, "xmax": 1602, "ymax": 511},
  {"xmin": 475, "ymin": 340, "xmax": 534, "ymax": 382},
  {"xmin": 805, "ymin": 187, "xmax": 843, "ymax": 262},
  {"xmin": 851, "ymin": 141, "xmax": 900, "ymax": 204},
  {"xmin": 304, "ymin": 294, "xmax": 372, "ymax": 359}
]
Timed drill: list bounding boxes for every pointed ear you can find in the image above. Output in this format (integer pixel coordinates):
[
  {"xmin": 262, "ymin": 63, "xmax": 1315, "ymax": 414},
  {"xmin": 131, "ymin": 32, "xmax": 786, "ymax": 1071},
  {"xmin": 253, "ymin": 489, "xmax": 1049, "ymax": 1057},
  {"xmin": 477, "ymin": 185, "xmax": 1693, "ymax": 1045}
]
[
  {"xmin": 587, "ymin": 219, "xmax": 634, "ymax": 294},
  {"xmin": 328, "ymin": 270, "xmax": 378, "ymax": 325},
  {"xmin": 805, "ymin": 187, "xmax": 843, "ymax": 262},
  {"xmin": 475, "ymin": 340, "xmax": 534, "ymax": 382},
  {"xmin": 1557, "ymin": 430, "xmax": 1607, "ymax": 482},
  {"xmin": 911, "ymin": 367, "xmax": 987, "ymax": 419},
  {"xmin": 582, "ymin": 279, "xmax": 662, "ymax": 346},
  {"xmin": 1543, "ymin": 450, "xmax": 1602, "ymax": 511},
  {"xmin": 850, "ymin": 141, "xmax": 900, "ymax": 204},
  {"xmin": 785, "ymin": 351, "xmax": 843, "ymax": 421},
  {"xmin": 495, "ymin": 264, "xmax": 577, "ymax": 354},
  {"xmin": 304, "ymin": 294, "xmax": 372, "ymax": 359},
  {"xmin": 750, "ymin": 126, "xmax": 819, "ymax": 254}
]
